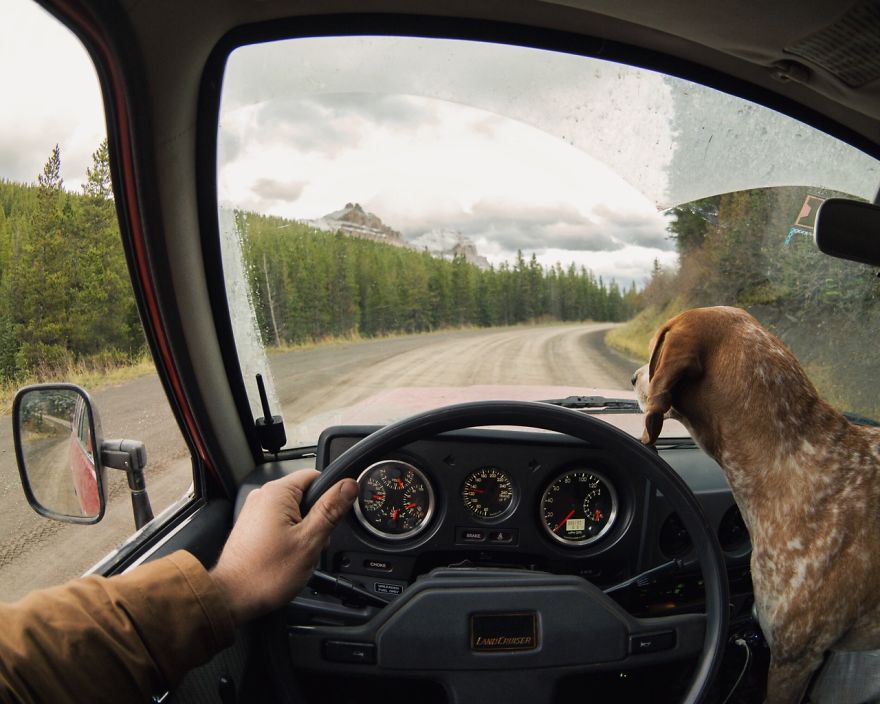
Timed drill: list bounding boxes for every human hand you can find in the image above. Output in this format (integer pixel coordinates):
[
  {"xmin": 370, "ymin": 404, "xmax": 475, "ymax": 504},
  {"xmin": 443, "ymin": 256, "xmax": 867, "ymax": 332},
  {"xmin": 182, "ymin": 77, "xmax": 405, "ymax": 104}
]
[{"xmin": 210, "ymin": 469, "xmax": 358, "ymax": 625}]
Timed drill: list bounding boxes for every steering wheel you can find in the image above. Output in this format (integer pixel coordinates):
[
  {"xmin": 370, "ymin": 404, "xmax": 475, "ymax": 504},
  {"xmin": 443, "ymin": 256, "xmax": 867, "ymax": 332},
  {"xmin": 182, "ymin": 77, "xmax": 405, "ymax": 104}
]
[{"xmin": 301, "ymin": 401, "xmax": 728, "ymax": 704}]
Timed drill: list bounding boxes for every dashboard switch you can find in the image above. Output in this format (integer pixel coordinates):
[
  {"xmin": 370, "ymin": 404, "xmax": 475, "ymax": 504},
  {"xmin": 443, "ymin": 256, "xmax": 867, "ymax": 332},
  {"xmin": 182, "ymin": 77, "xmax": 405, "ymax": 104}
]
[
  {"xmin": 488, "ymin": 530, "xmax": 515, "ymax": 544},
  {"xmin": 629, "ymin": 631, "xmax": 676, "ymax": 655},
  {"xmin": 324, "ymin": 640, "xmax": 377, "ymax": 664},
  {"xmin": 458, "ymin": 527, "xmax": 487, "ymax": 543},
  {"xmin": 363, "ymin": 558, "xmax": 392, "ymax": 572}
]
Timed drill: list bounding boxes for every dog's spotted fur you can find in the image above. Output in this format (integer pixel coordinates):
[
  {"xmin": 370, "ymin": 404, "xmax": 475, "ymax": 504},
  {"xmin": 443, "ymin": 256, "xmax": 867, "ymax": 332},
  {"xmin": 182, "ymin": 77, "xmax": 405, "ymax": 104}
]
[{"xmin": 632, "ymin": 306, "xmax": 880, "ymax": 704}]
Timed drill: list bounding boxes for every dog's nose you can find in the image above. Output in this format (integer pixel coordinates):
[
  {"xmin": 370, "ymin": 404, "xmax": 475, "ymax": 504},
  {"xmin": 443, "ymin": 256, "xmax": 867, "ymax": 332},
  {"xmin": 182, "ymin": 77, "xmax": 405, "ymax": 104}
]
[{"xmin": 630, "ymin": 371, "xmax": 638, "ymax": 387}]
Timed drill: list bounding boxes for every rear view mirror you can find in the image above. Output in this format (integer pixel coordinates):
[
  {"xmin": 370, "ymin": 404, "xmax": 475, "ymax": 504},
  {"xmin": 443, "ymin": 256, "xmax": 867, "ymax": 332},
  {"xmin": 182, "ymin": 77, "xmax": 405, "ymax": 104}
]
[
  {"xmin": 815, "ymin": 198, "xmax": 880, "ymax": 266},
  {"xmin": 13, "ymin": 384, "xmax": 106, "ymax": 524}
]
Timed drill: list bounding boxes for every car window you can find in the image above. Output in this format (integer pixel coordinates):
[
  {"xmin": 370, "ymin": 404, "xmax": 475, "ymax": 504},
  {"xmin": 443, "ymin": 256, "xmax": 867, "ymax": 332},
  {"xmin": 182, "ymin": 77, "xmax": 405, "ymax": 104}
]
[
  {"xmin": 217, "ymin": 36, "xmax": 879, "ymax": 449},
  {"xmin": 0, "ymin": 1, "xmax": 194, "ymax": 601}
]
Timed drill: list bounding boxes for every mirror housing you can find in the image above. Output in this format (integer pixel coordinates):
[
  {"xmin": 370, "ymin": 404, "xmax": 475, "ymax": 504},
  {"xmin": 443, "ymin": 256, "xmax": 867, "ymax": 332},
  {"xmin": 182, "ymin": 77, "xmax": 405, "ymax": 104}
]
[
  {"xmin": 13, "ymin": 383, "xmax": 107, "ymax": 524},
  {"xmin": 815, "ymin": 198, "xmax": 880, "ymax": 266}
]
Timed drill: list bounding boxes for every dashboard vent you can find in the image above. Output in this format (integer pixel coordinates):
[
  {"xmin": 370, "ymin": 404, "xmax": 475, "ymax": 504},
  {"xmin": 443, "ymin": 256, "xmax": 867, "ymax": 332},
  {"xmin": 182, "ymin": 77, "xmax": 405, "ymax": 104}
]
[
  {"xmin": 718, "ymin": 505, "xmax": 750, "ymax": 553},
  {"xmin": 659, "ymin": 512, "xmax": 692, "ymax": 558}
]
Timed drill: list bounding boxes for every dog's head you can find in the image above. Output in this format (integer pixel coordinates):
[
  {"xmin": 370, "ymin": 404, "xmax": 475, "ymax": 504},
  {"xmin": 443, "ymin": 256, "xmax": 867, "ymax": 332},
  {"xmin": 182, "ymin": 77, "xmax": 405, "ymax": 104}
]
[
  {"xmin": 633, "ymin": 306, "xmax": 830, "ymax": 450},
  {"xmin": 632, "ymin": 317, "xmax": 702, "ymax": 445}
]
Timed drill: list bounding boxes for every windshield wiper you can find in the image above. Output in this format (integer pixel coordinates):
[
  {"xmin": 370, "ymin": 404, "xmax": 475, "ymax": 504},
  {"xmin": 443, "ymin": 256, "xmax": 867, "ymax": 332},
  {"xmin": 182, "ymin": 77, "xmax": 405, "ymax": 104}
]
[
  {"xmin": 542, "ymin": 395, "xmax": 643, "ymax": 414},
  {"xmin": 843, "ymin": 411, "xmax": 880, "ymax": 428}
]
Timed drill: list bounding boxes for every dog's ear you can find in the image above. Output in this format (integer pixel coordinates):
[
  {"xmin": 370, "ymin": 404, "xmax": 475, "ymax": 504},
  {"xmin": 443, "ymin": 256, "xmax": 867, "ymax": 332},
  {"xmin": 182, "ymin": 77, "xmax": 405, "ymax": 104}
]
[{"xmin": 642, "ymin": 323, "xmax": 702, "ymax": 446}]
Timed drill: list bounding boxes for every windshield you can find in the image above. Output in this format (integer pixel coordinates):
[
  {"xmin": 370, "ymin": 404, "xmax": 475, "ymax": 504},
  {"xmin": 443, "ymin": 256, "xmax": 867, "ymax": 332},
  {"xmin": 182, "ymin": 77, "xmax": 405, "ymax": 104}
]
[{"xmin": 217, "ymin": 36, "xmax": 880, "ymax": 448}]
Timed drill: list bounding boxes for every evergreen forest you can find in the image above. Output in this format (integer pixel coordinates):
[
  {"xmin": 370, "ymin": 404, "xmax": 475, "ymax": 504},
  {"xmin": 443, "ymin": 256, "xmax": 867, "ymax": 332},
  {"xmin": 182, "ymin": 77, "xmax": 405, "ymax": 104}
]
[
  {"xmin": 235, "ymin": 211, "xmax": 638, "ymax": 346},
  {"xmin": 0, "ymin": 143, "xmax": 141, "ymax": 383},
  {"xmin": 0, "ymin": 144, "xmax": 638, "ymax": 384}
]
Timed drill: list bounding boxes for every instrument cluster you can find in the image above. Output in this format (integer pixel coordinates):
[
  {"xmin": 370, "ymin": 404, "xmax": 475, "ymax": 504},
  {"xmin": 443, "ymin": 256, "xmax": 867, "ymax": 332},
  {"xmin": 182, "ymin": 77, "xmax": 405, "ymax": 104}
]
[{"xmin": 352, "ymin": 457, "xmax": 620, "ymax": 549}]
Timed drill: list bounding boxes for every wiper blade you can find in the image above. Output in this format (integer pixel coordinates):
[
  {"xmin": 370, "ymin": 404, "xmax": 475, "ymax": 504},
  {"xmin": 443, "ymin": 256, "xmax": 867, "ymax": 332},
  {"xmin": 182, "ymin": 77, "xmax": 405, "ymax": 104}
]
[
  {"xmin": 844, "ymin": 411, "xmax": 880, "ymax": 428},
  {"xmin": 542, "ymin": 395, "xmax": 642, "ymax": 413}
]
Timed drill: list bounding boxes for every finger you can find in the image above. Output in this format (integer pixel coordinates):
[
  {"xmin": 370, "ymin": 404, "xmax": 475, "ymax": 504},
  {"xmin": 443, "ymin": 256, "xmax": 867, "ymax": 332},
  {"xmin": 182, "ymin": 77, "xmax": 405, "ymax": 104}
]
[
  {"xmin": 299, "ymin": 479, "xmax": 358, "ymax": 543},
  {"xmin": 261, "ymin": 469, "xmax": 321, "ymax": 518},
  {"xmin": 272, "ymin": 468, "xmax": 321, "ymax": 497}
]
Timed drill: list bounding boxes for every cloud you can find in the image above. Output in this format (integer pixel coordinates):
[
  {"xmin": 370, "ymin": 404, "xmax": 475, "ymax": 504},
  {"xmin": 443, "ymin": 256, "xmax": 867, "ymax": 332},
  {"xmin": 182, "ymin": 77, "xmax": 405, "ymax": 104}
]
[
  {"xmin": 397, "ymin": 199, "xmax": 671, "ymax": 256},
  {"xmin": 532, "ymin": 245, "xmax": 678, "ymax": 289},
  {"xmin": 252, "ymin": 177, "xmax": 306, "ymax": 203},
  {"xmin": 591, "ymin": 204, "xmax": 673, "ymax": 250},
  {"xmin": 246, "ymin": 94, "xmax": 440, "ymax": 160},
  {"xmin": 0, "ymin": 1, "xmax": 105, "ymax": 191}
]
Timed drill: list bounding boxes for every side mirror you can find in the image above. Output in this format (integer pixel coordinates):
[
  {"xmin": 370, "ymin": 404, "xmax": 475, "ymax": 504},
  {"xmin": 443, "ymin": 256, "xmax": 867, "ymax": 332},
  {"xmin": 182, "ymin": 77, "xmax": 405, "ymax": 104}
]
[
  {"xmin": 13, "ymin": 384, "xmax": 106, "ymax": 524},
  {"xmin": 12, "ymin": 383, "xmax": 155, "ymax": 529}
]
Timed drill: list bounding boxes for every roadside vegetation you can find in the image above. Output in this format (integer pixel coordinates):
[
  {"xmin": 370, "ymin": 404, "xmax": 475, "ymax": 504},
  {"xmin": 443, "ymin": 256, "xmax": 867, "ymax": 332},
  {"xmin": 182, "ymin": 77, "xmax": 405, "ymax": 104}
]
[
  {"xmin": 236, "ymin": 211, "xmax": 638, "ymax": 346},
  {"xmin": 607, "ymin": 187, "xmax": 880, "ymax": 420},
  {"xmin": 0, "ymin": 143, "xmax": 144, "ymax": 398}
]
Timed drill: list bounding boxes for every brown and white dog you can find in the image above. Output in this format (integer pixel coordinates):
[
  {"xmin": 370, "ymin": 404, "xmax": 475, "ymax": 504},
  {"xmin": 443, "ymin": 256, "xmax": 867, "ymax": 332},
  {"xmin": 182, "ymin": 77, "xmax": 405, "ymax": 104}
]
[{"xmin": 632, "ymin": 306, "xmax": 880, "ymax": 704}]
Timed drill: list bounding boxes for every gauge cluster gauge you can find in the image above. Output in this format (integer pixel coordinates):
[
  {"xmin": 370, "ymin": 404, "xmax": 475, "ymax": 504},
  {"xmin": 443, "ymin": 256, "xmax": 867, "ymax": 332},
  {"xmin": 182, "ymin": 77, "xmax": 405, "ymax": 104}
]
[
  {"xmin": 540, "ymin": 469, "xmax": 617, "ymax": 546},
  {"xmin": 354, "ymin": 460, "xmax": 435, "ymax": 540},
  {"xmin": 461, "ymin": 467, "xmax": 516, "ymax": 519}
]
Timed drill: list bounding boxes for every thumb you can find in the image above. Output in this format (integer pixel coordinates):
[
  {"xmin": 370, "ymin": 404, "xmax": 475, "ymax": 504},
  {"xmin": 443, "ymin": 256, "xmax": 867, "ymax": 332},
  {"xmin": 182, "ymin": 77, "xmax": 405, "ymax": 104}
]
[{"xmin": 300, "ymin": 478, "xmax": 358, "ymax": 543}]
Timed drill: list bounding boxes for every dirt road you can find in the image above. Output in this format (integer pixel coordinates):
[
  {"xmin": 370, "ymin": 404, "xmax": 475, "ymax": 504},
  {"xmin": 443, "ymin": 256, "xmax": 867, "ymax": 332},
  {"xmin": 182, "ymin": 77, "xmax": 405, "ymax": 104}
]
[{"xmin": 0, "ymin": 322, "xmax": 638, "ymax": 600}]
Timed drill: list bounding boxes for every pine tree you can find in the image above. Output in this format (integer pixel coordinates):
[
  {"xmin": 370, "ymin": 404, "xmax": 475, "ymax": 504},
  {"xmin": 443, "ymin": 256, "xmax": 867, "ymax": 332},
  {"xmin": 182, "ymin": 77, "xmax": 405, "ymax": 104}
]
[
  {"xmin": 82, "ymin": 139, "xmax": 113, "ymax": 200},
  {"xmin": 13, "ymin": 145, "xmax": 74, "ymax": 373},
  {"xmin": 75, "ymin": 139, "xmax": 138, "ymax": 356},
  {"xmin": 38, "ymin": 144, "xmax": 63, "ymax": 192}
]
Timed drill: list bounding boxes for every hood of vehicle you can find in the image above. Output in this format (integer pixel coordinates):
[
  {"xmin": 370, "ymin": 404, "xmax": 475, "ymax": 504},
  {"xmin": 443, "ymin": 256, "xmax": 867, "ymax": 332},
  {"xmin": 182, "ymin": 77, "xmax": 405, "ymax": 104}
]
[{"xmin": 289, "ymin": 385, "xmax": 690, "ymax": 448}]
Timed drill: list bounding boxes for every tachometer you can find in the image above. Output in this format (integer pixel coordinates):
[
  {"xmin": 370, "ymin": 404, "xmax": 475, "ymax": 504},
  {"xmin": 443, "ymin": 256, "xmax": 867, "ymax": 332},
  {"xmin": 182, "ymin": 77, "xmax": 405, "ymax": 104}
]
[
  {"xmin": 353, "ymin": 460, "xmax": 435, "ymax": 540},
  {"xmin": 539, "ymin": 469, "xmax": 617, "ymax": 546},
  {"xmin": 462, "ymin": 467, "xmax": 515, "ymax": 519}
]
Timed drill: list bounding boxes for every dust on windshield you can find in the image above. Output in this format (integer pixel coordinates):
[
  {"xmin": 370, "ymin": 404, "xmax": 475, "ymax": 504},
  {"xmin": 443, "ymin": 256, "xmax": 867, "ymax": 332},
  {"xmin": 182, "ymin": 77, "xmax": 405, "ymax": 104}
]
[{"xmin": 217, "ymin": 36, "xmax": 880, "ymax": 449}]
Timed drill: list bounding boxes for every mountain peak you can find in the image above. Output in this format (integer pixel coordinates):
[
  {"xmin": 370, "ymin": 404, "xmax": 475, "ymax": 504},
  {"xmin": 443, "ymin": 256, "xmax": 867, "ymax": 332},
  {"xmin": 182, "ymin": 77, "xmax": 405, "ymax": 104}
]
[
  {"xmin": 308, "ymin": 203, "xmax": 404, "ymax": 244},
  {"xmin": 410, "ymin": 228, "xmax": 490, "ymax": 269}
]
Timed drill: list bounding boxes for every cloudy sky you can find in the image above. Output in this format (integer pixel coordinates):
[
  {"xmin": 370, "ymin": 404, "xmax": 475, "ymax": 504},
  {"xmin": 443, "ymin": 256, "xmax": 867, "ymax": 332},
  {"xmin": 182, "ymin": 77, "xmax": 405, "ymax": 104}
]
[
  {"xmin": 218, "ymin": 37, "xmax": 690, "ymax": 286},
  {"xmin": 1, "ymin": 1, "xmax": 106, "ymax": 193}
]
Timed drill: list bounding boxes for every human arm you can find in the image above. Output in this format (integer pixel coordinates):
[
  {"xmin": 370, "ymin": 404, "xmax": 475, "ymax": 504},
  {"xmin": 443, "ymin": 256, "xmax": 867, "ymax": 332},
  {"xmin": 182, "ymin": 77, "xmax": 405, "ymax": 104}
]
[{"xmin": 0, "ymin": 470, "xmax": 357, "ymax": 704}]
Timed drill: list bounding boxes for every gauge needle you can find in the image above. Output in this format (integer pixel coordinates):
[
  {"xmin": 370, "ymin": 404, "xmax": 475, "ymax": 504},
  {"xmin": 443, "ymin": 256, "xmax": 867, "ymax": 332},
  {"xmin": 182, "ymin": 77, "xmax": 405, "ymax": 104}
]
[
  {"xmin": 553, "ymin": 509, "xmax": 576, "ymax": 533},
  {"xmin": 404, "ymin": 502, "xmax": 417, "ymax": 509},
  {"xmin": 372, "ymin": 494, "xmax": 385, "ymax": 500},
  {"xmin": 391, "ymin": 509, "xmax": 399, "ymax": 521},
  {"xmin": 471, "ymin": 488, "xmax": 485, "ymax": 494}
]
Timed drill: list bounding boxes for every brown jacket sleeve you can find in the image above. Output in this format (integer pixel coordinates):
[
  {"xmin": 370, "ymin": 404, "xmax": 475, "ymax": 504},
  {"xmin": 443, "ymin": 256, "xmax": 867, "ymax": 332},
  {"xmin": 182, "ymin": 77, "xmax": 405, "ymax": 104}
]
[{"xmin": 0, "ymin": 550, "xmax": 235, "ymax": 704}]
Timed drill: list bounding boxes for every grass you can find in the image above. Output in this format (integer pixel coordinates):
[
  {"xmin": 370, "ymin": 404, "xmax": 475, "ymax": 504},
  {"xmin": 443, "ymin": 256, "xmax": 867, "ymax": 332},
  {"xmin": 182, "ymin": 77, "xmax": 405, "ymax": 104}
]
[
  {"xmin": 0, "ymin": 352, "xmax": 158, "ymax": 415},
  {"xmin": 605, "ymin": 298, "xmax": 687, "ymax": 362},
  {"xmin": 264, "ymin": 325, "xmax": 480, "ymax": 354},
  {"xmin": 804, "ymin": 362, "xmax": 880, "ymax": 423}
]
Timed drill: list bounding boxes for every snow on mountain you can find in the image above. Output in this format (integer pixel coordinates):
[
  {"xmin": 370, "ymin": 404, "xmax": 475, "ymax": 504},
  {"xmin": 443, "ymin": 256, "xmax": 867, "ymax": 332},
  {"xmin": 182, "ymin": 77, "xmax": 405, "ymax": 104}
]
[
  {"xmin": 305, "ymin": 204, "xmax": 490, "ymax": 269},
  {"xmin": 409, "ymin": 228, "xmax": 491, "ymax": 269},
  {"xmin": 306, "ymin": 202, "xmax": 409, "ymax": 247}
]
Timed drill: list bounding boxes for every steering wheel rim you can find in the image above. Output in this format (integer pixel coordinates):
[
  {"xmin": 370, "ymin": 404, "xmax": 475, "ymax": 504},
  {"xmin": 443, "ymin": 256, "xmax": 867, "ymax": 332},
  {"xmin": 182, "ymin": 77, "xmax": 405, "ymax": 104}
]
[{"xmin": 303, "ymin": 400, "xmax": 728, "ymax": 704}]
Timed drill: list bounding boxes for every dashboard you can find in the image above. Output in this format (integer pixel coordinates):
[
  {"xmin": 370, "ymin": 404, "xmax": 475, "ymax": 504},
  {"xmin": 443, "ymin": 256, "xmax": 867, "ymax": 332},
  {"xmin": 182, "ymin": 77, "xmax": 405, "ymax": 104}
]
[{"xmin": 310, "ymin": 425, "xmax": 755, "ymax": 621}]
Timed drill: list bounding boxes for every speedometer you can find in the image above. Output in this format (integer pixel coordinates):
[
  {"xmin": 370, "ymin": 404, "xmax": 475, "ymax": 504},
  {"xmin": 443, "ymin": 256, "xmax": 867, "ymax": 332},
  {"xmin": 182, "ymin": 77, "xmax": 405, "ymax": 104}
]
[
  {"xmin": 353, "ymin": 460, "xmax": 435, "ymax": 540},
  {"xmin": 539, "ymin": 469, "xmax": 617, "ymax": 546},
  {"xmin": 462, "ymin": 467, "xmax": 515, "ymax": 519}
]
